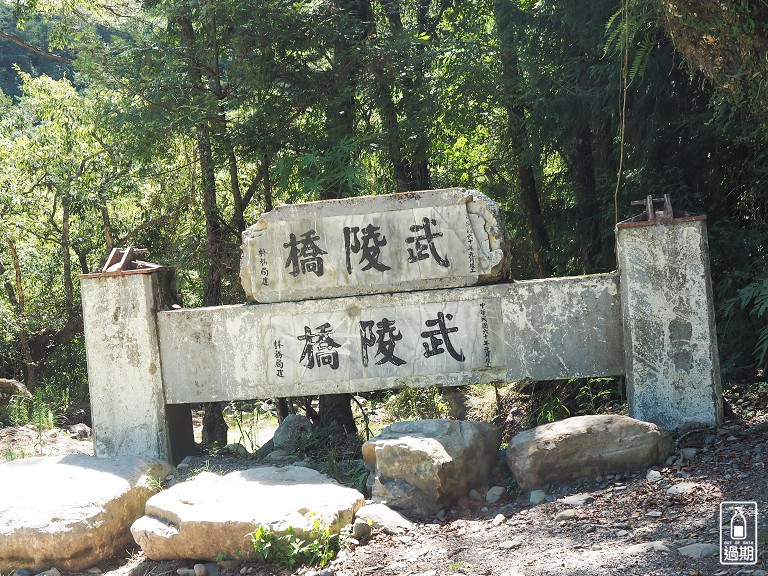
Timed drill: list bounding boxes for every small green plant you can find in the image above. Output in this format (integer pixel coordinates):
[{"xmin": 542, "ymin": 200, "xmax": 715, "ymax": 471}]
[
  {"xmin": 536, "ymin": 396, "xmax": 570, "ymax": 424},
  {"xmin": 574, "ymin": 377, "xmax": 625, "ymax": 415},
  {"xmin": 250, "ymin": 517, "xmax": 339, "ymax": 569},
  {"xmin": 6, "ymin": 380, "xmax": 69, "ymax": 430},
  {"xmin": 2, "ymin": 445, "xmax": 28, "ymax": 461},
  {"xmin": 504, "ymin": 475, "xmax": 521, "ymax": 498},
  {"xmin": 146, "ymin": 475, "xmax": 167, "ymax": 493},
  {"xmin": 448, "ymin": 560, "xmax": 466, "ymax": 572}
]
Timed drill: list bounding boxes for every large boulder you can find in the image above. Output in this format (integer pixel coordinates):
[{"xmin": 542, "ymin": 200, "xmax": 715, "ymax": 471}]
[
  {"xmin": 506, "ymin": 414, "xmax": 675, "ymax": 490},
  {"xmin": 0, "ymin": 454, "xmax": 172, "ymax": 572},
  {"xmin": 131, "ymin": 465, "xmax": 365, "ymax": 560},
  {"xmin": 272, "ymin": 413, "xmax": 312, "ymax": 452},
  {"xmin": 362, "ymin": 419, "xmax": 501, "ymax": 515}
]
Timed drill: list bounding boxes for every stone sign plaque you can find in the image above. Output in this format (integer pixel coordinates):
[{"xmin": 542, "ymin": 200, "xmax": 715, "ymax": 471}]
[
  {"xmin": 240, "ymin": 188, "xmax": 508, "ymax": 303},
  {"xmin": 264, "ymin": 299, "xmax": 504, "ymax": 385},
  {"xmin": 154, "ymin": 275, "xmax": 624, "ymax": 403}
]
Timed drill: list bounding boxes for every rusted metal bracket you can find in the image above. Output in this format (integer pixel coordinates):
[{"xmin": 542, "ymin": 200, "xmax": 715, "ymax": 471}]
[
  {"xmin": 78, "ymin": 247, "xmax": 166, "ymax": 278},
  {"xmin": 630, "ymin": 194, "xmax": 674, "ymax": 222},
  {"xmin": 618, "ymin": 194, "xmax": 705, "ymax": 229}
]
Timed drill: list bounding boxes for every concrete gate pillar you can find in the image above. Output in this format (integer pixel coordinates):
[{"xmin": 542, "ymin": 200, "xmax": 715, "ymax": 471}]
[
  {"xmin": 80, "ymin": 254, "xmax": 194, "ymax": 464},
  {"xmin": 617, "ymin": 196, "xmax": 722, "ymax": 429}
]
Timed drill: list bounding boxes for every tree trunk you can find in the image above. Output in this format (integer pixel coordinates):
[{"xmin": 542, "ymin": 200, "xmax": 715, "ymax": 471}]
[
  {"xmin": 569, "ymin": 131, "xmax": 602, "ymax": 273},
  {"xmin": 494, "ymin": 0, "xmax": 552, "ymax": 278},
  {"xmin": 375, "ymin": 0, "xmax": 437, "ymax": 191},
  {"xmin": 6, "ymin": 238, "xmax": 35, "ymax": 392},
  {"xmin": 318, "ymin": 394, "xmax": 357, "ymax": 433},
  {"xmin": 313, "ymin": 0, "xmax": 374, "ymax": 434},
  {"xmin": 591, "ymin": 117, "xmax": 619, "ymax": 267},
  {"xmin": 262, "ymin": 155, "xmax": 273, "ymax": 213},
  {"xmin": 61, "ymin": 193, "xmax": 74, "ymax": 312},
  {"xmin": 101, "ymin": 205, "xmax": 114, "ymax": 252},
  {"xmin": 178, "ymin": 13, "xmax": 228, "ymax": 447},
  {"xmin": 0, "ymin": 259, "xmax": 18, "ymax": 310}
]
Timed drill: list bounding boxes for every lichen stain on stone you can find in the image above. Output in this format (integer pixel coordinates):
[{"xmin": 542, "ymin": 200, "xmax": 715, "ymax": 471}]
[
  {"xmin": 668, "ymin": 317, "xmax": 693, "ymax": 342},
  {"xmin": 672, "ymin": 350, "xmax": 693, "ymax": 372},
  {"xmin": 126, "ymin": 339, "xmax": 141, "ymax": 368}
]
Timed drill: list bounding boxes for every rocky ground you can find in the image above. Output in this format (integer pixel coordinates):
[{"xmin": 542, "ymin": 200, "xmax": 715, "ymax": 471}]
[{"xmin": 2, "ymin": 397, "xmax": 767, "ymax": 576}]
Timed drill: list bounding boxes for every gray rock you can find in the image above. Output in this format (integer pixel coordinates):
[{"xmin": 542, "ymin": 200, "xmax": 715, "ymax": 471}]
[
  {"xmin": 33, "ymin": 569, "xmax": 61, "ymax": 576},
  {"xmin": 678, "ymin": 448, "xmax": 697, "ymax": 460},
  {"xmin": 354, "ymin": 503, "xmax": 413, "ymax": 535},
  {"xmin": 486, "ymin": 486, "xmax": 505, "ymax": 503},
  {"xmin": 0, "ymin": 454, "xmax": 172, "ymax": 572},
  {"xmin": 263, "ymin": 449, "xmax": 298, "ymax": 464},
  {"xmin": 67, "ymin": 423, "xmax": 92, "ymax": 440},
  {"xmin": 625, "ymin": 541, "xmax": 672, "ymax": 554},
  {"xmin": 506, "ymin": 415, "xmax": 674, "ymax": 490},
  {"xmin": 559, "ymin": 493, "xmax": 594, "ymax": 507},
  {"xmin": 665, "ymin": 482, "xmax": 699, "ymax": 496},
  {"xmin": 362, "ymin": 419, "xmax": 501, "ymax": 515},
  {"xmin": 193, "ymin": 564, "xmax": 208, "ymax": 576},
  {"xmin": 469, "ymin": 489, "xmax": 483, "ymax": 501},
  {"xmin": 255, "ymin": 438, "xmax": 275, "ymax": 459},
  {"xmin": 221, "ymin": 443, "xmax": 250, "ymax": 457},
  {"xmin": 272, "ymin": 414, "xmax": 312, "ymax": 453},
  {"xmin": 646, "ymin": 469, "xmax": 662, "ymax": 483},
  {"xmin": 554, "ymin": 509, "xmax": 580, "ymax": 522},
  {"xmin": 677, "ymin": 543, "xmax": 719, "ymax": 558},
  {"xmin": 492, "ymin": 513, "xmax": 506, "ymax": 526},
  {"xmin": 529, "ymin": 490, "xmax": 547, "ymax": 505},
  {"xmin": 352, "ymin": 519, "xmax": 373, "ymax": 540},
  {"xmin": 499, "ymin": 537, "xmax": 523, "ymax": 550},
  {"xmin": 131, "ymin": 466, "xmax": 364, "ymax": 560}
]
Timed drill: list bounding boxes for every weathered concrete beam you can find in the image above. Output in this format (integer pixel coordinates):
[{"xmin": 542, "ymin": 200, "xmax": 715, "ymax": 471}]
[
  {"xmin": 617, "ymin": 215, "xmax": 722, "ymax": 428},
  {"xmin": 240, "ymin": 188, "xmax": 509, "ymax": 303},
  {"xmin": 158, "ymin": 274, "xmax": 624, "ymax": 403}
]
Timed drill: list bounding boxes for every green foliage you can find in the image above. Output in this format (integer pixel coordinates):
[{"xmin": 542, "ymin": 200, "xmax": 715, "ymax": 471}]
[
  {"xmin": 0, "ymin": 5, "xmax": 72, "ymax": 98},
  {"xmin": 574, "ymin": 378, "xmax": 626, "ymax": 416},
  {"xmin": 518, "ymin": 377, "xmax": 626, "ymax": 428},
  {"xmin": 2, "ymin": 445, "xmax": 30, "ymax": 461},
  {"xmin": 250, "ymin": 517, "xmax": 339, "ymax": 569},
  {"xmin": 723, "ymin": 277, "xmax": 768, "ymax": 372},
  {"xmin": 384, "ymin": 387, "xmax": 449, "ymax": 421},
  {"xmin": 4, "ymin": 380, "xmax": 68, "ymax": 430},
  {"xmin": 535, "ymin": 395, "xmax": 570, "ymax": 425}
]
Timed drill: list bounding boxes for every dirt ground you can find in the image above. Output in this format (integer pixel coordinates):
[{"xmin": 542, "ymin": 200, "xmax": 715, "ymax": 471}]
[{"xmin": 2, "ymin": 401, "xmax": 767, "ymax": 576}]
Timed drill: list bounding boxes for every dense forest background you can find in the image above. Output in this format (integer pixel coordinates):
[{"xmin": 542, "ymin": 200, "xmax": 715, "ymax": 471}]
[{"xmin": 0, "ymin": 0, "xmax": 766, "ymax": 434}]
